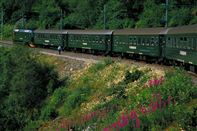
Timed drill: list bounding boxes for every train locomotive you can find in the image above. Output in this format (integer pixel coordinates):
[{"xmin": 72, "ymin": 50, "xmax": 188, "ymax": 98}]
[{"xmin": 12, "ymin": 24, "xmax": 197, "ymax": 73}]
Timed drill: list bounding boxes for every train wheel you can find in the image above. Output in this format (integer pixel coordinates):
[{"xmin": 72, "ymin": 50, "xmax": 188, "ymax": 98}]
[
  {"xmin": 91, "ymin": 50, "xmax": 95, "ymax": 55},
  {"xmin": 121, "ymin": 52, "xmax": 124, "ymax": 58},
  {"xmin": 74, "ymin": 48, "xmax": 77, "ymax": 53}
]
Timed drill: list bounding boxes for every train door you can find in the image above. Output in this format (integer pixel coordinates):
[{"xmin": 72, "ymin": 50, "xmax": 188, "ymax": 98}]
[
  {"xmin": 159, "ymin": 35, "xmax": 166, "ymax": 58},
  {"xmin": 105, "ymin": 35, "xmax": 112, "ymax": 54}
]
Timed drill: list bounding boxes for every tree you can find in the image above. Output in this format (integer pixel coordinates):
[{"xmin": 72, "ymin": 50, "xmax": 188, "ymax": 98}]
[
  {"xmin": 136, "ymin": 0, "xmax": 164, "ymax": 28},
  {"xmin": 0, "ymin": 46, "xmax": 60, "ymax": 130},
  {"xmin": 94, "ymin": 0, "xmax": 134, "ymax": 29}
]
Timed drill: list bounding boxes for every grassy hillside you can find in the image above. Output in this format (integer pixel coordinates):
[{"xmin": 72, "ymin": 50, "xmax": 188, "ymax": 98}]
[{"xmin": 25, "ymin": 58, "xmax": 196, "ymax": 131}]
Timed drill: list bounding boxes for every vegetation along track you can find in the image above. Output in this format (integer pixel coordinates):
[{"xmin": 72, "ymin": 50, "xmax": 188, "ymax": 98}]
[{"xmin": 0, "ymin": 40, "xmax": 196, "ymax": 84}]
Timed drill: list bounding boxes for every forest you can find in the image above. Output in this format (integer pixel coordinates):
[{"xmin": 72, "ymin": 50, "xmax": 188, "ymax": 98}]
[{"xmin": 0, "ymin": 0, "xmax": 197, "ymax": 32}]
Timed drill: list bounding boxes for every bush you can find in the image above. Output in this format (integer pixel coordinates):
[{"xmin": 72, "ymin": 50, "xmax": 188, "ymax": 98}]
[
  {"xmin": 89, "ymin": 58, "xmax": 114, "ymax": 73},
  {"xmin": 158, "ymin": 68, "xmax": 194, "ymax": 104},
  {"xmin": 124, "ymin": 69, "xmax": 143, "ymax": 84},
  {"xmin": 174, "ymin": 105, "xmax": 196, "ymax": 131},
  {"xmin": 40, "ymin": 87, "xmax": 68, "ymax": 120},
  {"xmin": 0, "ymin": 46, "xmax": 60, "ymax": 130},
  {"xmin": 62, "ymin": 86, "xmax": 92, "ymax": 115},
  {"xmin": 2, "ymin": 24, "xmax": 14, "ymax": 40}
]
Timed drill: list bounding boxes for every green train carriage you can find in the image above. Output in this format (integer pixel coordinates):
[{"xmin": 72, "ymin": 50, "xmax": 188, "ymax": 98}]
[
  {"xmin": 13, "ymin": 29, "xmax": 33, "ymax": 45},
  {"xmin": 33, "ymin": 30, "xmax": 67, "ymax": 49},
  {"xmin": 164, "ymin": 24, "xmax": 197, "ymax": 71},
  {"xmin": 113, "ymin": 28, "xmax": 166, "ymax": 61},
  {"xmin": 67, "ymin": 30, "xmax": 113, "ymax": 54}
]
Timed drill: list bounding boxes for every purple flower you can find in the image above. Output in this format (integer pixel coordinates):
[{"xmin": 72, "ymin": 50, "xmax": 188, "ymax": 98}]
[{"xmin": 117, "ymin": 113, "xmax": 129, "ymax": 128}]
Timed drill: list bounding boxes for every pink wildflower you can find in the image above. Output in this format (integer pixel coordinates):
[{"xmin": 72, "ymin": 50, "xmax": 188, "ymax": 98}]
[
  {"xmin": 130, "ymin": 110, "xmax": 137, "ymax": 119},
  {"xmin": 135, "ymin": 117, "xmax": 140, "ymax": 128},
  {"xmin": 140, "ymin": 106, "xmax": 147, "ymax": 114},
  {"xmin": 117, "ymin": 113, "xmax": 129, "ymax": 128},
  {"xmin": 103, "ymin": 127, "xmax": 110, "ymax": 131}
]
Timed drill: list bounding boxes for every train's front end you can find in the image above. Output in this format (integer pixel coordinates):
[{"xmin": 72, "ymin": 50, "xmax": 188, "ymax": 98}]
[{"xmin": 13, "ymin": 29, "xmax": 33, "ymax": 45}]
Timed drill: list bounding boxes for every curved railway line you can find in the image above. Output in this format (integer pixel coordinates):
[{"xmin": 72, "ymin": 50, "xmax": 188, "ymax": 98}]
[{"xmin": 0, "ymin": 40, "xmax": 196, "ymax": 85}]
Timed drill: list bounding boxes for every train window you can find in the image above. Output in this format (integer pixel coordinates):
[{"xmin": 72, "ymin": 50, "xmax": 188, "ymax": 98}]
[
  {"xmin": 142, "ymin": 38, "xmax": 145, "ymax": 46},
  {"xmin": 168, "ymin": 38, "xmax": 171, "ymax": 47},
  {"xmin": 92, "ymin": 38, "xmax": 95, "ymax": 43},
  {"xmin": 137, "ymin": 38, "xmax": 141, "ymax": 46},
  {"xmin": 173, "ymin": 38, "xmax": 177, "ymax": 48},
  {"xmin": 151, "ymin": 38, "xmax": 154, "ymax": 46},
  {"xmin": 133, "ymin": 37, "xmax": 136, "ymax": 44},
  {"xmin": 151, "ymin": 37, "xmax": 154, "ymax": 45},
  {"xmin": 129, "ymin": 37, "xmax": 132, "ymax": 41},
  {"xmin": 146, "ymin": 38, "xmax": 150, "ymax": 46}
]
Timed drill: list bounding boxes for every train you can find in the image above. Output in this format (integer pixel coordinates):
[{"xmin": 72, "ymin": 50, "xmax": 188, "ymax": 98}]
[{"xmin": 12, "ymin": 24, "xmax": 197, "ymax": 73}]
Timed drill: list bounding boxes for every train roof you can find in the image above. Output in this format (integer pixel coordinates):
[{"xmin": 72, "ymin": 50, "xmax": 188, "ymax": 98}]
[
  {"xmin": 67, "ymin": 30, "xmax": 113, "ymax": 35},
  {"xmin": 113, "ymin": 28, "xmax": 167, "ymax": 35},
  {"xmin": 14, "ymin": 29, "xmax": 33, "ymax": 33},
  {"xmin": 34, "ymin": 29, "xmax": 113, "ymax": 35},
  {"xmin": 34, "ymin": 29, "xmax": 68, "ymax": 34},
  {"xmin": 166, "ymin": 24, "xmax": 197, "ymax": 34}
]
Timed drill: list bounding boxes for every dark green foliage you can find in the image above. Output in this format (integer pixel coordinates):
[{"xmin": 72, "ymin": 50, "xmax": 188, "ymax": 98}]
[
  {"xmin": 106, "ymin": 69, "xmax": 143, "ymax": 100},
  {"xmin": 136, "ymin": 0, "xmax": 164, "ymax": 27},
  {"xmin": 139, "ymin": 106, "xmax": 175, "ymax": 130},
  {"xmin": 0, "ymin": 46, "xmax": 60, "ymax": 130},
  {"xmin": 1, "ymin": 0, "xmax": 196, "ymax": 34},
  {"xmin": 62, "ymin": 87, "xmax": 92, "ymax": 115},
  {"xmin": 89, "ymin": 57, "xmax": 114, "ymax": 73},
  {"xmin": 174, "ymin": 105, "xmax": 197, "ymax": 131},
  {"xmin": 124, "ymin": 69, "xmax": 143, "ymax": 84},
  {"xmin": 106, "ymin": 84, "xmax": 127, "ymax": 99},
  {"xmin": 40, "ymin": 87, "xmax": 67, "ymax": 120},
  {"xmin": 158, "ymin": 68, "xmax": 195, "ymax": 104}
]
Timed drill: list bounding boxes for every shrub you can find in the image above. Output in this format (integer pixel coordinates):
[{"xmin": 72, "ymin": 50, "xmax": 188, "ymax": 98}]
[
  {"xmin": 174, "ymin": 105, "xmax": 196, "ymax": 131},
  {"xmin": 0, "ymin": 46, "xmax": 60, "ymax": 130},
  {"xmin": 2, "ymin": 24, "xmax": 14, "ymax": 40},
  {"xmin": 124, "ymin": 69, "xmax": 143, "ymax": 84},
  {"xmin": 62, "ymin": 87, "xmax": 92, "ymax": 115},
  {"xmin": 40, "ymin": 87, "xmax": 67, "ymax": 120},
  {"xmin": 158, "ymin": 68, "xmax": 194, "ymax": 104},
  {"xmin": 89, "ymin": 58, "xmax": 114, "ymax": 73}
]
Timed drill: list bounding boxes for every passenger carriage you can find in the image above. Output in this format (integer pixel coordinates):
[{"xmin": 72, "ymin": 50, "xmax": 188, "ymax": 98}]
[
  {"xmin": 113, "ymin": 28, "xmax": 166, "ymax": 61},
  {"xmin": 67, "ymin": 30, "xmax": 113, "ymax": 54},
  {"xmin": 33, "ymin": 30, "xmax": 67, "ymax": 49},
  {"xmin": 164, "ymin": 24, "xmax": 197, "ymax": 71}
]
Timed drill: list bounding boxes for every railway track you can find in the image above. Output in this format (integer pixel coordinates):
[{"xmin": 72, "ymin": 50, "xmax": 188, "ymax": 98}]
[
  {"xmin": 0, "ymin": 40, "xmax": 13, "ymax": 48},
  {"xmin": 0, "ymin": 40, "xmax": 196, "ymax": 82}
]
